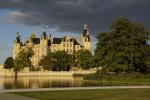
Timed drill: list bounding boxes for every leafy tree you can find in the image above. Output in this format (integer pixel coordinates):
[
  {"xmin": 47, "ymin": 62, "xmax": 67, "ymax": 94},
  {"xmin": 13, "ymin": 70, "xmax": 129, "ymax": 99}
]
[
  {"xmin": 95, "ymin": 18, "xmax": 150, "ymax": 73},
  {"xmin": 39, "ymin": 52, "xmax": 55, "ymax": 71},
  {"xmin": 14, "ymin": 48, "xmax": 34, "ymax": 77},
  {"xmin": 4, "ymin": 57, "xmax": 14, "ymax": 70},
  {"xmin": 76, "ymin": 49, "xmax": 93, "ymax": 69},
  {"xmin": 39, "ymin": 51, "xmax": 72, "ymax": 71},
  {"xmin": 53, "ymin": 51, "xmax": 72, "ymax": 71}
]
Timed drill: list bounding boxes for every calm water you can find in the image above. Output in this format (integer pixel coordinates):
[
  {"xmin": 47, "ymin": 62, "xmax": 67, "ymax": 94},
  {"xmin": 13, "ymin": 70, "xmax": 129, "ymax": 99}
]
[
  {"xmin": 0, "ymin": 76, "xmax": 146, "ymax": 90},
  {"xmin": 0, "ymin": 76, "xmax": 103, "ymax": 90}
]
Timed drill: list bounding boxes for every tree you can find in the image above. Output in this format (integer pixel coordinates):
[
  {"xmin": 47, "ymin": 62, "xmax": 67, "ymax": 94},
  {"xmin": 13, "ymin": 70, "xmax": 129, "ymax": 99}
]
[
  {"xmin": 39, "ymin": 52, "xmax": 55, "ymax": 71},
  {"xmin": 14, "ymin": 48, "xmax": 34, "ymax": 78},
  {"xmin": 53, "ymin": 51, "xmax": 72, "ymax": 71},
  {"xmin": 76, "ymin": 49, "xmax": 93, "ymax": 69},
  {"xmin": 39, "ymin": 51, "xmax": 72, "ymax": 71},
  {"xmin": 95, "ymin": 18, "xmax": 150, "ymax": 73},
  {"xmin": 4, "ymin": 57, "xmax": 14, "ymax": 70}
]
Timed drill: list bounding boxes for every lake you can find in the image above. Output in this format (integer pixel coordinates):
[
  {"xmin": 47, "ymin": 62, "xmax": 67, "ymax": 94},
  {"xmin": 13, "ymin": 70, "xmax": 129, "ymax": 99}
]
[
  {"xmin": 0, "ymin": 76, "xmax": 146, "ymax": 90},
  {"xmin": 0, "ymin": 76, "xmax": 105, "ymax": 90}
]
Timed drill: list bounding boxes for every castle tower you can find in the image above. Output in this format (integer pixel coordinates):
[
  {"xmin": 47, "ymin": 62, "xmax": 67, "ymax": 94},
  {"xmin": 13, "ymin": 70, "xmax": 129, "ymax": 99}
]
[
  {"xmin": 27, "ymin": 32, "xmax": 36, "ymax": 47},
  {"xmin": 13, "ymin": 32, "xmax": 22, "ymax": 59},
  {"xmin": 40, "ymin": 31, "xmax": 48, "ymax": 56},
  {"xmin": 81, "ymin": 23, "xmax": 92, "ymax": 52}
]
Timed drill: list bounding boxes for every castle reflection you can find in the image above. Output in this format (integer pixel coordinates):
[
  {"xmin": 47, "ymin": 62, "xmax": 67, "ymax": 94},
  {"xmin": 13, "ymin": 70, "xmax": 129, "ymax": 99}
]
[{"xmin": 1, "ymin": 77, "xmax": 83, "ymax": 89}]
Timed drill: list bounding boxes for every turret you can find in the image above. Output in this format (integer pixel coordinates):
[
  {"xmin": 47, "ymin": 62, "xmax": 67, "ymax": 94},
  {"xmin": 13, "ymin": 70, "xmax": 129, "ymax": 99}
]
[
  {"xmin": 13, "ymin": 32, "xmax": 22, "ymax": 58},
  {"xmin": 40, "ymin": 32, "xmax": 48, "ymax": 56},
  {"xmin": 31, "ymin": 32, "xmax": 36, "ymax": 39},
  {"xmin": 81, "ymin": 23, "xmax": 91, "ymax": 51},
  {"xmin": 82, "ymin": 23, "xmax": 89, "ymax": 37},
  {"xmin": 40, "ymin": 32, "xmax": 47, "ymax": 45},
  {"xmin": 41, "ymin": 32, "xmax": 47, "ymax": 39},
  {"xmin": 49, "ymin": 34, "xmax": 53, "ymax": 43},
  {"xmin": 14, "ymin": 32, "xmax": 21, "ymax": 43}
]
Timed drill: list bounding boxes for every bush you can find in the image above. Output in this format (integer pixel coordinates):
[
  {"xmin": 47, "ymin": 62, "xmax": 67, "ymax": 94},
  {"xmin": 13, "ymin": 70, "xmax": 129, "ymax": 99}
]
[{"xmin": 83, "ymin": 73, "xmax": 150, "ymax": 82}]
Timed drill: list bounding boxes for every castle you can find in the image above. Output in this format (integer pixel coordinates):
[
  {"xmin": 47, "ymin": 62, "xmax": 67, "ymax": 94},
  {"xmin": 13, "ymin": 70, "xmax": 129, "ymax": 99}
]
[{"xmin": 13, "ymin": 24, "xmax": 91, "ymax": 67}]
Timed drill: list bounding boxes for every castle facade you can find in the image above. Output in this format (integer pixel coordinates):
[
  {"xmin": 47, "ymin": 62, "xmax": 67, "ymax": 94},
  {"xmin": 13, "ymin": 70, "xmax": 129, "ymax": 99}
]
[{"xmin": 13, "ymin": 24, "xmax": 91, "ymax": 67}]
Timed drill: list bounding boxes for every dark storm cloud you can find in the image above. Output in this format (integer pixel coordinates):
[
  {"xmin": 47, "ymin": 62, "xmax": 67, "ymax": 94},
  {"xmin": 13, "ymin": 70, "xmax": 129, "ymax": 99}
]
[{"xmin": 0, "ymin": 0, "xmax": 150, "ymax": 35}]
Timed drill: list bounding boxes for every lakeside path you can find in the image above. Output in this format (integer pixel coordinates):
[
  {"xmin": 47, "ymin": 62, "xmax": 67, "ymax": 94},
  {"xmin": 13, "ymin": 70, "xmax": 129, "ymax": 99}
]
[
  {"xmin": 0, "ymin": 86, "xmax": 150, "ymax": 100},
  {"xmin": 0, "ymin": 86, "xmax": 150, "ymax": 93}
]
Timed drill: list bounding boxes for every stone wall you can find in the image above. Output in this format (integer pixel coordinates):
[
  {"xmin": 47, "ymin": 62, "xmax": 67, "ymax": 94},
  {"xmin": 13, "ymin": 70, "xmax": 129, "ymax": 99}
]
[{"xmin": 0, "ymin": 70, "xmax": 95, "ymax": 77}]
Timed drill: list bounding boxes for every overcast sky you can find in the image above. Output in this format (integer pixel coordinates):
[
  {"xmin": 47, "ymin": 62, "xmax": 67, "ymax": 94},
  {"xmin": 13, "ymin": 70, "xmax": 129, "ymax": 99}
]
[{"xmin": 0, "ymin": 0, "xmax": 150, "ymax": 63}]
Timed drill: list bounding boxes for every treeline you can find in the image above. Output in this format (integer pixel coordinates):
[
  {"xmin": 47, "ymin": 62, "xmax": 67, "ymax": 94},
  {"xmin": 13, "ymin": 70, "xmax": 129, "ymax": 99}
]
[
  {"xmin": 4, "ymin": 49, "xmax": 94, "ymax": 72},
  {"xmin": 39, "ymin": 49, "xmax": 93, "ymax": 71}
]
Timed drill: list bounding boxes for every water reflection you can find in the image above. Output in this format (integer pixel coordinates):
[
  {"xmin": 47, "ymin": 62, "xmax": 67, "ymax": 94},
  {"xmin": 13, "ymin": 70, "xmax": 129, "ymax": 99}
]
[
  {"xmin": 0, "ymin": 76, "xmax": 147, "ymax": 90},
  {"xmin": 1, "ymin": 77, "xmax": 83, "ymax": 89}
]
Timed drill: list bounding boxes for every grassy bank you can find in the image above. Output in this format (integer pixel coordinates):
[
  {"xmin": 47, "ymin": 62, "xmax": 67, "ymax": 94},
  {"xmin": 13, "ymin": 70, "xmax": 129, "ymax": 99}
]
[
  {"xmin": 83, "ymin": 73, "xmax": 150, "ymax": 85},
  {"xmin": 14, "ymin": 89, "xmax": 150, "ymax": 100}
]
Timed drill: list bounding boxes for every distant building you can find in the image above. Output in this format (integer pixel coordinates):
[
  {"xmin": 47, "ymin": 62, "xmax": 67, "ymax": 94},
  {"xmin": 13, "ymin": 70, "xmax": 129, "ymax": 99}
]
[{"xmin": 13, "ymin": 24, "xmax": 92, "ymax": 67}]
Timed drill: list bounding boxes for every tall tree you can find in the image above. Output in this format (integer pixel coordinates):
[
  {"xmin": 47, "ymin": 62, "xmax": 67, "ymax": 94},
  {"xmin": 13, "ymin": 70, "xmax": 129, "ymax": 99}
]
[
  {"xmin": 39, "ymin": 52, "xmax": 55, "ymax": 71},
  {"xmin": 95, "ymin": 18, "xmax": 150, "ymax": 73},
  {"xmin": 53, "ymin": 51, "xmax": 72, "ymax": 71},
  {"xmin": 14, "ymin": 48, "xmax": 34, "ymax": 77},
  {"xmin": 76, "ymin": 49, "xmax": 93, "ymax": 69},
  {"xmin": 4, "ymin": 57, "xmax": 14, "ymax": 70},
  {"xmin": 39, "ymin": 51, "xmax": 72, "ymax": 71}
]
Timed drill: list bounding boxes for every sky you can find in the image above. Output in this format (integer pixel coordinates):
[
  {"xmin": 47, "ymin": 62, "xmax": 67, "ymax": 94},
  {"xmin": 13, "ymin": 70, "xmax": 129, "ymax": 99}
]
[{"xmin": 0, "ymin": 0, "xmax": 150, "ymax": 64}]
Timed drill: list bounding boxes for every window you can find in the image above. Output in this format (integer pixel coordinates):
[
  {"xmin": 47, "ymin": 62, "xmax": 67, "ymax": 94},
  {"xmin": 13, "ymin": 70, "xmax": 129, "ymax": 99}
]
[
  {"xmin": 67, "ymin": 43, "xmax": 69, "ymax": 47},
  {"xmin": 63, "ymin": 43, "xmax": 65, "ymax": 47}
]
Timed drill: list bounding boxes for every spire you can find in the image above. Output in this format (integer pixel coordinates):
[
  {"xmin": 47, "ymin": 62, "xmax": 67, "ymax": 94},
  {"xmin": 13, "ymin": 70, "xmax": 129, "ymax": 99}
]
[
  {"xmin": 15, "ymin": 32, "xmax": 21, "ymax": 43},
  {"xmin": 42, "ymin": 24, "xmax": 47, "ymax": 32},
  {"xmin": 82, "ymin": 23, "xmax": 89, "ymax": 37},
  {"xmin": 16, "ymin": 32, "xmax": 20, "ymax": 38},
  {"xmin": 84, "ymin": 23, "xmax": 88, "ymax": 30}
]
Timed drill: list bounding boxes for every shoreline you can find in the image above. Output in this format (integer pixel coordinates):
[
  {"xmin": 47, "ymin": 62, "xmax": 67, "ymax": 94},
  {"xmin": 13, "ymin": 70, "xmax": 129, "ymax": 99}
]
[
  {"xmin": 1, "ymin": 86, "xmax": 150, "ymax": 93},
  {"xmin": 0, "ymin": 70, "xmax": 95, "ymax": 77}
]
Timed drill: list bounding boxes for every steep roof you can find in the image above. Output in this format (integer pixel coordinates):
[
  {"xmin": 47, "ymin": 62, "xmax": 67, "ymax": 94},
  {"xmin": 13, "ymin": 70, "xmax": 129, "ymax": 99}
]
[
  {"xmin": 25, "ymin": 38, "xmax": 40, "ymax": 45},
  {"xmin": 85, "ymin": 35, "xmax": 91, "ymax": 42},
  {"xmin": 74, "ymin": 39, "xmax": 80, "ymax": 45},
  {"xmin": 32, "ymin": 38, "xmax": 40, "ymax": 44},
  {"xmin": 53, "ymin": 38, "xmax": 61, "ymax": 44}
]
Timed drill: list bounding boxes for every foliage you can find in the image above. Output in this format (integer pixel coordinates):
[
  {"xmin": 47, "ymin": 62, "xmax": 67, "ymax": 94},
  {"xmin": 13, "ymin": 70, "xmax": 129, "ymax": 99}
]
[
  {"xmin": 83, "ymin": 73, "xmax": 150, "ymax": 85},
  {"xmin": 84, "ymin": 73, "xmax": 149, "ymax": 80},
  {"xmin": 76, "ymin": 49, "xmax": 93, "ymax": 69},
  {"xmin": 39, "ymin": 51, "xmax": 72, "ymax": 71},
  {"xmin": 4, "ymin": 57, "xmax": 14, "ymax": 70},
  {"xmin": 39, "ymin": 52, "xmax": 55, "ymax": 71},
  {"xmin": 95, "ymin": 18, "xmax": 150, "ymax": 73},
  {"xmin": 14, "ymin": 48, "xmax": 34, "ymax": 71}
]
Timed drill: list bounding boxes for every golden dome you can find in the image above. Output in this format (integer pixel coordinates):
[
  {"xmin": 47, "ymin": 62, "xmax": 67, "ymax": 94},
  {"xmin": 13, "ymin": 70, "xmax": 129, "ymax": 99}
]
[{"xmin": 31, "ymin": 32, "xmax": 36, "ymax": 38}]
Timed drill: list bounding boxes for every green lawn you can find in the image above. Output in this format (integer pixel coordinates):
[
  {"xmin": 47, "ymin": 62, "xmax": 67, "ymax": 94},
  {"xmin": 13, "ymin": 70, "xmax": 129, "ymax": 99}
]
[{"xmin": 14, "ymin": 89, "xmax": 150, "ymax": 100}]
